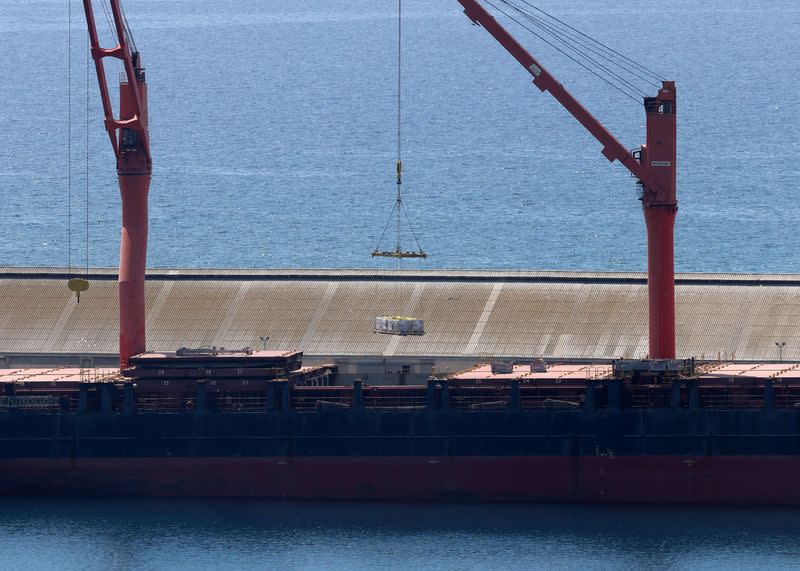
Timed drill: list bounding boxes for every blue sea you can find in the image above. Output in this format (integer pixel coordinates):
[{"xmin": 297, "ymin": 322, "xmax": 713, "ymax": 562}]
[
  {"xmin": 2, "ymin": 1, "xmax": 800, "ymax": 568},
  {"xmin": 2, "ymin": 500, "xmax": 800, "ymax": 570},
  {"xmin": 1, "ymin": 0, "xmax": 799, "ymax": 272}
]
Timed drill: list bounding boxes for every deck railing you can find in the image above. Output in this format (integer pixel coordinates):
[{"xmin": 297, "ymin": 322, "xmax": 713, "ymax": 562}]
[{"xmin": 3, "ymin": 381, "xmax": 800, "ymax": 413}]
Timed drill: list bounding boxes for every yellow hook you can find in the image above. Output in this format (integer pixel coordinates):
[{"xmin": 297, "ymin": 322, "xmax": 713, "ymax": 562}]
[{"xmin": 67, "ymin": 278, "xmax": 89, "ymax": 303}]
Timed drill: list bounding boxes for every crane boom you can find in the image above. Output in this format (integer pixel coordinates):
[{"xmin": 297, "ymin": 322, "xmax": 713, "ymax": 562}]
[
  {"xmin": 82, "ymin": 0, "xmax": 151, "ymax": 369},
  {"xmin": 456, "ymin": 0, "xmax": 678, "ymax": 359}
]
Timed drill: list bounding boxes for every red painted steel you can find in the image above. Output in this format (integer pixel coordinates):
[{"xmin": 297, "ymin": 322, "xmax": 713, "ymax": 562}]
[
  {"xmin": 83, "ymin": 0, "xmax": 151, "ymax": 369},
  {"xmin": 456, "ymin": 1, "xmax": 678, "ymax": 358},
  {"xmin": 644, "ymin": 206, "xmax": 676, "ymax": 358},
  {"xmin": 2, "ymin": 456, "xmax": 799, "ymax": 504},
  {"xmin": 118, "ymin": 174, "xmax": 149, "ymax": 369},
  {"xmin": 642, "ymin": 83, "xmax": 678, "ymax": 358}
]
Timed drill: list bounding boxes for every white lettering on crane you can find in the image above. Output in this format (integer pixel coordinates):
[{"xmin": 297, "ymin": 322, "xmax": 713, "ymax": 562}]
[
  {"xmin": 529, "ymin": 63, "xmax": 542, "ymax": 77},
  {"xmin": 651, "ymin": 160, "xmax": 672, "ymax": 167}
]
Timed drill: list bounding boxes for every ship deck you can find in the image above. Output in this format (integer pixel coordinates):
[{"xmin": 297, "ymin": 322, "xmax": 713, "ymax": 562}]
[{"xmin": 3, "ymin": 360, "xmax": 800, "ymax": 413}]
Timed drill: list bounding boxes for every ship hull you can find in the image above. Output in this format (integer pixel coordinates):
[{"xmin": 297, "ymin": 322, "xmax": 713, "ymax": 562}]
[{"xmin": 2, "ymin": 455, "xmax": 799, "ymax": 504}]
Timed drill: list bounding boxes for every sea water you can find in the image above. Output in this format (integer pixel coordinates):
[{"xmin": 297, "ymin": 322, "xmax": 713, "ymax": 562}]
[
  {"xmin": 1, "ymin": 0, "xmax": 799, "ymax": 273},
  {"xmin": 1, "ymin": 500, "xmax": 800, "ymax": 570}
]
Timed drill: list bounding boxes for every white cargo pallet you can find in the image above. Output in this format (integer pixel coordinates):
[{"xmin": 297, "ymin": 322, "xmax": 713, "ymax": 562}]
[{"xmin": 374, "ymin": 316, "xmax": 424, "ymax": 336}]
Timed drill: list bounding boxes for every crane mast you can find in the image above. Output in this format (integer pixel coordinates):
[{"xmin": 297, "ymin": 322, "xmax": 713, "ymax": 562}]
[
  {"xmin": 82, "ymin": 0, "xmax": 151, "ymax": 369},
  {"xmin": 457, "ymin": 0, "xmax": 677, "ymax": 359}
]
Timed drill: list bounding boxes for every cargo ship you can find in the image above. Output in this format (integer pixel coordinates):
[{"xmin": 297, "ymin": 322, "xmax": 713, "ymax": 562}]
[
  {"xmin": 2, "ymin": 356, "xmax": 800, "ymax": 503},
  {"xmin": 3, "ymin": 1, "xmax": 797, "ymax": 505}
]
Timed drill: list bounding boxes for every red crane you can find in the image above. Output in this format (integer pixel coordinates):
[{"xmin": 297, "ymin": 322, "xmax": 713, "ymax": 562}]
[
  {"xmin": 456, "ymin": 0, "xmax": 678, "ymax": 359},
  {"xmin": 77, "ymin": 1, "xmax": 674, "ymax": 367},
  {"xmin": 82, "ymin": 0, "xmax": 151, "ymax": 369}
]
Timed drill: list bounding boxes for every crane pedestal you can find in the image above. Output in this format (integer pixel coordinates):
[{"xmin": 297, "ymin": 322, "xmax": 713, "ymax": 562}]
[
  {"xmin": 644, "ymin": 205, "xmax": 676, "ymax": 360},
  {"xmin": 118, "ymin": 174, "xmax": 150, "ymax": 369}
]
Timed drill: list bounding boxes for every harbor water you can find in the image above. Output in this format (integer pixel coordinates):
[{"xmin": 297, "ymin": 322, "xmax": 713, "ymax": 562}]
[
  {"xmin": 2, "ymin": 500, "xmax": 800, "ymax": 570},
  {"xmin": 1, "ymin": 0, "xmax": 799, "ymax": 272}
]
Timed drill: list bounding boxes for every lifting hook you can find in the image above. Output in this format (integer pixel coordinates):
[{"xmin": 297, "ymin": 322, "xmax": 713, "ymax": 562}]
[{"xmin": 67, "ymin": 277, "xmax": 89, "ymax": 303}]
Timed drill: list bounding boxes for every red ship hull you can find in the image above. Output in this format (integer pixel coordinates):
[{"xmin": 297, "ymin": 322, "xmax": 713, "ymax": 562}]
[{"xmin": 3, "ymin": 456, "xmax": 799, "ymax": 504}]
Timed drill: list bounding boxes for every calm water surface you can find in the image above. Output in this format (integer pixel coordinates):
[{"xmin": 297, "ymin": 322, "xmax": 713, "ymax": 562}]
[
  {"xmin": 1, "ymin": 0, "xmax": 799, "ymax": 272},
  {"xmin": 2, "ymin": 500, "xmax": 800, "ymax": 570}
]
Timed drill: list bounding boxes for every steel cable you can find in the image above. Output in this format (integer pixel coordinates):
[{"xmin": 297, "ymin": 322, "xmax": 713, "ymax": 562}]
[
  {"xmin": 85, "ymin": 31, "xmax": 91, "ymax": 277},
  {"xmin": 121, "ymin": 3, "xmax": 138, "ymax": 54},
  {"xmin": 505, "ymin": 2, "xmax": 659, "ymax": 89},
  {"xmin": 99, "ymin": 0, "xmax": 116, "ymax": 44},
  {"xmin": 483, "ymin": 0, "xmax": 643, "ymax": 103},
  {"xmin": 67, "ymin": 0, "xmax": 72, "ymax": 275},
  {"xmin": 397, "ymin": 0, "xmax": 402, "ymax": 165},
  {"xmin": 374, "ymin": 0, "xmax": 425, "ymax": 261},
  {"xmin": 400, "ymin": 200, "xmax": 425, "ymax": 255},
  {"xmin": 397, "ymin": 0, "xmax": 402, "ymax": 264},
  {"xmin": 373, "ymin": 200, "xmax": 398, "ymax": 256},
  {"xmin": 513, "ymin": 0, "xmax": 664, "ymax": 82},
  {"xmin": 498, "ymin": 1, "xmax": 649, "ymax": 98}
]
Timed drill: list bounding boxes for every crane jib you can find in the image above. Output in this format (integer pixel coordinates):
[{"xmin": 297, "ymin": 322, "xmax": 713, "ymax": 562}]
[
  {"xmin": 456, "ymin": 0, "xmax": 678, "ymax": 360},
  {"xmin": 82, "ymin": 0, "xmax": 151, "ymax": 370}
]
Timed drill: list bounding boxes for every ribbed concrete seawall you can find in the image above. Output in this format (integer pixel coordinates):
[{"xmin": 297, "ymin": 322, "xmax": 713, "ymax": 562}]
[{"xmin": 1, "ymin": 268, "xmax": 798, "ymax": 377}]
